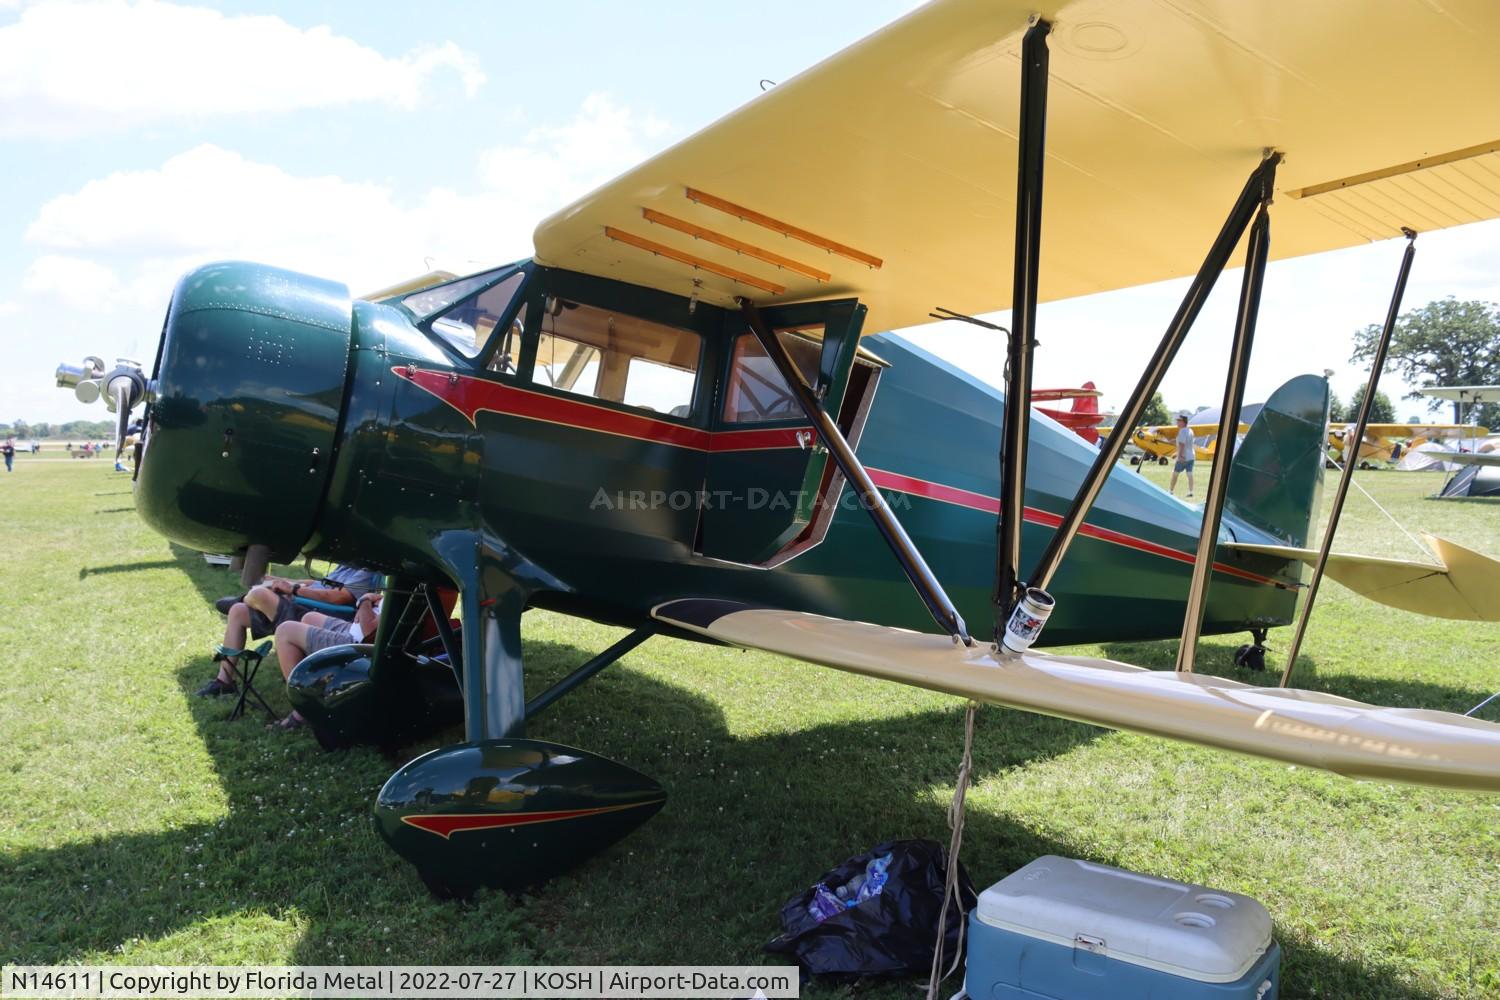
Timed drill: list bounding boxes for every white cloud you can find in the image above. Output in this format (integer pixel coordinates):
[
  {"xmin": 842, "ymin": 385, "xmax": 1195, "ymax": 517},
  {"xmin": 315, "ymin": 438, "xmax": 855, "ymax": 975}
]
[
  {"xmin": 477, "ymin": 93, "xmax": 671, "ymax": 211},
  {"xmin": 0, "ymin": 0, "xmax": 484, "ymax": 137},
  {"xmin": 20, "ymin": 93, "xmax": 675, "ymax": 307},
  {"xmin": 21, "ymin": 254, "xmax": 126, "ymax": 309}
]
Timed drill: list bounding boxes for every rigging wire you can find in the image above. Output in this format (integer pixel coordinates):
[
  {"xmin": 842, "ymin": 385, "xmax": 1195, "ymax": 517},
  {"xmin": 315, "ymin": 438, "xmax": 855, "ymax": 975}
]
[{"xmin": 1321, "ymin": 447, "xmax": 1436, "ymax": 562}]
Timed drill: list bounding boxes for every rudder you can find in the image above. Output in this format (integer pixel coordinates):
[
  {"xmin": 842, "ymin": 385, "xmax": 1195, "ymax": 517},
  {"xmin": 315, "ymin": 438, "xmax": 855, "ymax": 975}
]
[{"xmin": 1225, "ymin": 374, "xmax": 1330, "ymax": 546}]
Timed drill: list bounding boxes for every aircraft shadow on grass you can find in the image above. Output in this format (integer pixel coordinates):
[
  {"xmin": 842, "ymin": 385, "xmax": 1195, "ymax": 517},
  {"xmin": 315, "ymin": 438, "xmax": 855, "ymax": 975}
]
[
  {"xmin": 77, "ymin": 558, "xmax": 181, "ymax": 580},
  {"xmin": 1, "ymin": 538, "xmax": 1454, "ymax": 996},
  {"xmin": 0, "ymin": 638, "xmax": 1449, "ymax": 999}
]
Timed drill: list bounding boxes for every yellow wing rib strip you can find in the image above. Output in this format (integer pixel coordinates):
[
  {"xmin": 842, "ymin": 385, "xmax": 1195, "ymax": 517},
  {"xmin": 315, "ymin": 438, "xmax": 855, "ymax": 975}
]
[
  {"xmin": 641, "ymin": 208, "xmax": 832, "ymax": 282},
  {"xmin": 684, "ymin": 187, "xmax": 883, "ymax": 269},
  {"xmin": 603, "ymin": 226, "xmax": 786, "ymax": 295}
]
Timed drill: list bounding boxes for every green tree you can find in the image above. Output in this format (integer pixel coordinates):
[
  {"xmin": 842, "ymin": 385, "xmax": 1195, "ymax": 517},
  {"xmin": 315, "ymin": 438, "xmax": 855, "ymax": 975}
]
[
  {"xmin": 1351, "ymin": 297, "xmax": 1500, "ymax": 426},
  {"xmin": 1137, "ymin": 391, "xmax": 1170, "ymax": 428},
  {"xmin": 11, "ymin": 418, "xmax": 29, "ymax": 439},
  {"xmin": 1327, "ymin": 391, "xmax": 1346, "ymax": 423},
  {"xmin": 1348, "ymin": 384, "xmax": 1395, "ymax": 424}
]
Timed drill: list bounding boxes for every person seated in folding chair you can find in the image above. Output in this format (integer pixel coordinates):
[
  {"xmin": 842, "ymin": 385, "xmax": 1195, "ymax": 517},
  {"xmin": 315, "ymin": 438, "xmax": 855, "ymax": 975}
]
[
  {"xmin": 196, "ymin": 562, "xmax": 375, "ymax": 698},
  {"xmin": 267, "ymin": 592, "xmax": 383, "ymax": 733}
]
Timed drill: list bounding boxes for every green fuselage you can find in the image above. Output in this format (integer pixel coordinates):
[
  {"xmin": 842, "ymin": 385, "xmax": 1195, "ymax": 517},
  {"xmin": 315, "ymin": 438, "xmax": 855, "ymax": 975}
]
[{"xmin": 139, "ymin": 260, "xmax": 1321, "ymax": 655}]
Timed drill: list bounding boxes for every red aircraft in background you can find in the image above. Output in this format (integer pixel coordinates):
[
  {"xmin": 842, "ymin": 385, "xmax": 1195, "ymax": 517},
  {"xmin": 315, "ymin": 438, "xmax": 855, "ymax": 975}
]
[{"xmin": 1033, "ymin": 383, "xmax": 1106, "ymax": 443}]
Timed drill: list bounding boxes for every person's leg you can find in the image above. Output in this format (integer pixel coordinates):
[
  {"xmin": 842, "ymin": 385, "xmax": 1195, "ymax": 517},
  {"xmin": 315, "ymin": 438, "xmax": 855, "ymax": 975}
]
[
  {"xmin": 197, "ymin": 603, "xmax": 254, "ymax": 696},
  {"xmin": 300, "ymin": 611, "xmax": 332, "ymax": 630},
  {"xmin": 215, "ymin": 603, "xmax": 252, "ymax": 684},
  {"xmin": 244, "ymin": 585, "xmax": 280, "ymax": 618},
  {"xmin": 272, "ymin": 621, "xmax": 314, "ymax": 726},
  {"xmin": 1186, "ymin": 462, "xmax": 1195, "ymax": 497},
  {"xmin": 1169, "ymin": 463, "xmax": 1180, "ymax": 494}
]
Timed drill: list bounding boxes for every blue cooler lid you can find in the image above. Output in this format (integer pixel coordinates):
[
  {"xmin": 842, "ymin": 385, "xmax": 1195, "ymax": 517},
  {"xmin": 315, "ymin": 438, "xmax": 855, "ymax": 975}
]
[{"xmin": 976, "ymin": 856, "xmax": 1272, "ymax": 983}]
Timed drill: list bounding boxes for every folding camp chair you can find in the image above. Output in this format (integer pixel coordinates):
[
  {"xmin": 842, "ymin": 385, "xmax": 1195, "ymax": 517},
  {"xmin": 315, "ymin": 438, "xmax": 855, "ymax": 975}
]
[{"xmin": 213, "ymin": 640, "xmax": 278, "ymax": 722}]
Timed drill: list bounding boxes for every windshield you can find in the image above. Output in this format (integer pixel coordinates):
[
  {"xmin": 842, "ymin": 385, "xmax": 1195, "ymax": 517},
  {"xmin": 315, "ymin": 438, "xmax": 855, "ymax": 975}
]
[
  {"xmin": 402, "ymin": 268, "xmax": 508, "ymax": 320},
  {"xmin": 418, "ymin": 271, "xmax": 527, "ymax": 360}
]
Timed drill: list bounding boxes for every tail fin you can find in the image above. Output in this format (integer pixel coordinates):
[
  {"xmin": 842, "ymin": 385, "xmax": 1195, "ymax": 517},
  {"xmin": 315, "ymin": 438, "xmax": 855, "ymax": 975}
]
[
  {"xmin": 1225, "ymin": 374, "xmax": 1330, "ymax": 546},
  {"xmin": 1072, "ymin": 381, "xmax": 1100, "ymax": 443}
]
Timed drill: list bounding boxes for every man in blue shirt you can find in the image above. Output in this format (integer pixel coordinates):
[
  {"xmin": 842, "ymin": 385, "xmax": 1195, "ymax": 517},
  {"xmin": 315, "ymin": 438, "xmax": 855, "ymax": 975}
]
[{"xmin": 197, "ymin": 563, "xmax": 376, "ymax": 698}]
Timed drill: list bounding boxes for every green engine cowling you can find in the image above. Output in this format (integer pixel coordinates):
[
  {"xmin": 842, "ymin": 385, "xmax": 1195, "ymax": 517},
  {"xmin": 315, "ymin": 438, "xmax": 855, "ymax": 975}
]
[{"xmin": 138, "ymin": 262, "xmax": 354, "ymax": 561}]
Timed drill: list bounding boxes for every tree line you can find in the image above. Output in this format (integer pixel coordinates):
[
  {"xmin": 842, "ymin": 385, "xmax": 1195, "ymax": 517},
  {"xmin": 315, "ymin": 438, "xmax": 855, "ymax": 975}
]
[
  {"xmin": 1119, "ymin": 296, "xmax": 1499, "ymax": 432},
  {"xmin": 1, "ymin": 419, "xmax": 116, "ymax": 440}
]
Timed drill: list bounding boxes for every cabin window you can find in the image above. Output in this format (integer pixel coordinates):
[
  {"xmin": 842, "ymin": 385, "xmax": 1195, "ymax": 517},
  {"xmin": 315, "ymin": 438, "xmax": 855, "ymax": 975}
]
[
  {"xmin": 722, "ymin": 330, "xmax": 821, "ymax": 423},
  {"xmin": 531, "ymin": 299, "xmax": 701, "ymax": 419},
  {"xmin": 419, "ymin": 270, "xmax": 526, "ymax": 360}
]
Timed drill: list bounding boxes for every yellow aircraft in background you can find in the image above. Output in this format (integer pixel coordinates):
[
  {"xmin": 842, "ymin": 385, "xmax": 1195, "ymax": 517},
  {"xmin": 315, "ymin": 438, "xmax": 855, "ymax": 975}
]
[
  {"xmin": 1328, "ymin": 422, "xmax": 1488, "ymax": 467},
  {"xmin": 1102, "ymin": 423, "xmax": 1248, "ymax": 465}
]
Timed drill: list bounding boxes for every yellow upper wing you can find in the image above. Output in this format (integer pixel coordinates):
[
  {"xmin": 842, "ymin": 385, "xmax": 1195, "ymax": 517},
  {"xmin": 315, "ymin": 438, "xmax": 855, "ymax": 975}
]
[
  {"xmin": 533, "ymin": 0, "xmax": 1500, "ymax": 334},
  {"xmin": 1338, "ymin": 423, "xmax": 1489, "ymax": 439}
]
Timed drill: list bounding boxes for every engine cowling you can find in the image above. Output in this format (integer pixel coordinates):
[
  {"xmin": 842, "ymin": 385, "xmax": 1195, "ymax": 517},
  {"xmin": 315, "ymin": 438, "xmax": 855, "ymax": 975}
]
[{"xmin": 137, "ymin": 261, "xmax": 353, "ymax": 561}]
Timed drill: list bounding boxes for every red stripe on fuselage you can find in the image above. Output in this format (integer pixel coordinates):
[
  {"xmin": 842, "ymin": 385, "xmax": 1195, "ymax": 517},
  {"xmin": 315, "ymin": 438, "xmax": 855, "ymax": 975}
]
[
  {"xmin": 400, "ymin": 801, "xmax": 660, "ymax": 839},
  {"xmin": 393, "ymin": 366, "xmax": 1281, "ymax": 587},
  {"xmin": 395, "ymin": 366, "xmax": 807, "ymax": 452},
  {"xmin": 864, "ymin": 468, "xmax": 1281, "ymax": 587}
]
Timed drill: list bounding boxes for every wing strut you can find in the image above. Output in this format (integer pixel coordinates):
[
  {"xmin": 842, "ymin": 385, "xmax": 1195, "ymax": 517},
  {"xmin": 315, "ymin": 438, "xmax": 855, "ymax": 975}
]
[
  {"xmin": 1177, "ymin": 167, "xmax": 1278, "ymax": 672},
  {"xmin": 994, "ymin": 16, "xmax": 1052, "ymax": 633},
  {"xmin": 1026, "ymin": 154, "xmax": 1283, "ymax": 591},
  {"xmin": 738, "ymin": 299, "xmax": 972, "ymax": 645},
  {"xmin": 1280, "ymin": 228, "xmax": 1419, "ymax": 687}
]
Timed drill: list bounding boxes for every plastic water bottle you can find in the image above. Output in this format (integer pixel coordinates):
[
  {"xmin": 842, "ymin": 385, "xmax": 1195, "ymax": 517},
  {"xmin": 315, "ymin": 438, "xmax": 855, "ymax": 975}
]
[{"xmin": 855, "ymin": 853, "xmax": 892, "ymax": 902}]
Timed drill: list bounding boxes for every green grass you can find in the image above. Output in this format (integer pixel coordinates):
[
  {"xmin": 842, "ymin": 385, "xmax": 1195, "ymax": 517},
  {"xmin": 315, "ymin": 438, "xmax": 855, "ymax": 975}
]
[{"xmin": 1, "ymin": 453, "xmax": 1497, "ymax": 998}]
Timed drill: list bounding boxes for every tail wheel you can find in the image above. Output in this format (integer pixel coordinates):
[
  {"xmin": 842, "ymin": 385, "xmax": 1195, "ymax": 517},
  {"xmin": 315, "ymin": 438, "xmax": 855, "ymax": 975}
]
[
  {"xmin": 1233, "ymin": 643, "xmax": 1267, "ymax": 671},
  {"xmin": 1159, "ymin": 455, "xmax": 1169, "ymax": 465}
]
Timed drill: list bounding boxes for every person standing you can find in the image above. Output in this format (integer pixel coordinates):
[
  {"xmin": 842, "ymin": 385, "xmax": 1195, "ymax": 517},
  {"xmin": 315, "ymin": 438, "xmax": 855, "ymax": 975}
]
[
  {"xmin": 1169, "ymin": 415, "xmax": 1195, "ymax": 498},
  {"xmin": 1, "ymin": 438, "xmax": 14, "ymax": 472}
]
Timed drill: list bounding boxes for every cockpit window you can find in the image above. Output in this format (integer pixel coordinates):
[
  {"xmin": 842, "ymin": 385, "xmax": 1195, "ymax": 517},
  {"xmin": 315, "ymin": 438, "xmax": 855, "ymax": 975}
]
[
  {"xmin": 402, "ymin": 268, "xmax": 507, "ymax": 320},
  {"xmin": 420, "ymin": 271, "xmax": 526, "ymax": 360}
]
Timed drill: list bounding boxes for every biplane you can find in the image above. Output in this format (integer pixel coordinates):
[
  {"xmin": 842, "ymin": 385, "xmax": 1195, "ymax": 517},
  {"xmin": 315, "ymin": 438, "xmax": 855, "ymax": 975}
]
[
  {"xmin": 1328, "ymin": 421, "xmax": 1487, "ymax": 467},
  {"xmin": 1413, "ymin": 386, "xmax": 1500, "ymax": 494},
  {"xmin": 1030, "ymin": 383, "xmax": 1106, "ymax": 443},
  {"xmin": 1106, "ymin": 420, "xmax": 1246, "ymax": 466},
  {"xmin": 57, "ymin": 0, "xmax": 1500, "ymax": 897}
]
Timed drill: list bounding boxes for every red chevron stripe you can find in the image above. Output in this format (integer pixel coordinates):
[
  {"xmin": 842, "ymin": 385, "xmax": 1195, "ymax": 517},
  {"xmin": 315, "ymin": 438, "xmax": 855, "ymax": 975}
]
[
  {"xmin": 395, "ymin": 366, "xmax": 808, "ymax": 453},
  {"xmin": 401, "ymin": 800, "xmax": 661, "ymax": 839}
]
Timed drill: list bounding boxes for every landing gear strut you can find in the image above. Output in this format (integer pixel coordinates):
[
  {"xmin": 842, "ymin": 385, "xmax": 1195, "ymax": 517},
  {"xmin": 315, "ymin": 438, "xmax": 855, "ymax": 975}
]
[{"xmin": 1233, "ymin": 628, "xmax": 1268, "ymax": 671}]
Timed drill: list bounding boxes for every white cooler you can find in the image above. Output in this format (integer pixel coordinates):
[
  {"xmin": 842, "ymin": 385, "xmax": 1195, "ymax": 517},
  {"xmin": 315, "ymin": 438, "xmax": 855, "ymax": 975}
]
[{"xmin": 963, "ymin": 855, "xmax": 1280, "ymax": 999}]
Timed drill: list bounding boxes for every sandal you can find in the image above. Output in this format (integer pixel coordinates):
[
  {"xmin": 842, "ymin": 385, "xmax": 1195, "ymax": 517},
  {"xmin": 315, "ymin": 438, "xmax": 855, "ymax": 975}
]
[
  {"xmin": 268, "ymin": 713, "xmax": 306, "ymax": 732},
  {"xmin": 195, "ymin": 677, "xmax": 238, "ymax": 697}
]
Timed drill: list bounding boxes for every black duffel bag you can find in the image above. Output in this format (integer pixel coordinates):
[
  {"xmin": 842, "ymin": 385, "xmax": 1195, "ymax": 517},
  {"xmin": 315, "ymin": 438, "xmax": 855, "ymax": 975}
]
[{"xmin": 764, "ymin": 838, "xmax": 977, "ymax": 979}]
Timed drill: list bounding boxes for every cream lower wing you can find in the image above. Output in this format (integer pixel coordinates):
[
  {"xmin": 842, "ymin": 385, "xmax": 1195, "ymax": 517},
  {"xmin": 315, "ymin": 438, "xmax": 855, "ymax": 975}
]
[
  {"xmin": 1229, "ymin": 534, "xmax": 1500, "ymax": 622},
  {"xmin": 652, "ymin": 600, "xmax": 1500, "ymax": 792}
]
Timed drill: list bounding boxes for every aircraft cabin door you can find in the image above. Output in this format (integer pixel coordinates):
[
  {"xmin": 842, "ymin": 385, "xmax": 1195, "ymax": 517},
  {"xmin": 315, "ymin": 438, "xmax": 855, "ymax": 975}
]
[{"xmin": 696, "ymin": 298, "xmax": 879, "ymax": 566}]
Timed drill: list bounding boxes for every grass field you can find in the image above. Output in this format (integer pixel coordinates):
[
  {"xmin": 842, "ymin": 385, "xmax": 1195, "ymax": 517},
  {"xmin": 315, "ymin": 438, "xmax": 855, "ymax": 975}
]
[{"xmin": 1, "ymin": 454, "xmax": 1497, "ymax": 998}]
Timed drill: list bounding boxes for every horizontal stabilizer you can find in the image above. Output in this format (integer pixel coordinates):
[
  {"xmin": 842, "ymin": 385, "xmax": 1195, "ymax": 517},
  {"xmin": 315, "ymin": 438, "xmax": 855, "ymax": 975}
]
[
  {"xmin": 653, "ymin": 600, "xmax": 1500, "ymax": 792},
  {"xmin": 1229, "ymin": 534, "xmax": 1500, "ymax": 622}
]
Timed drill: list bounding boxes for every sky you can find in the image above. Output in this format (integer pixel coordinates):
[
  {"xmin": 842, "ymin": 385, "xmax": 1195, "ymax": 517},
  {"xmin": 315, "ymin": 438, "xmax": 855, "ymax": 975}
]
[{"xmin": 6, "ymin": 0, "xmax": 1500, "ymax": 427}]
